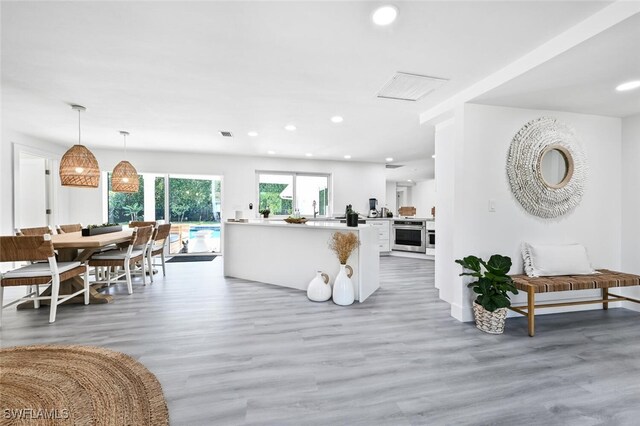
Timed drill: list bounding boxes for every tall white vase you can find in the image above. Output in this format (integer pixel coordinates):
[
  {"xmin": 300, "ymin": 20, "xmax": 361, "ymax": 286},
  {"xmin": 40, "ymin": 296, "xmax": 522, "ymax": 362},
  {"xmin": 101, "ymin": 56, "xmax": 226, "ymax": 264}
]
[
  {"xmin": 332, "ymin": 264, "xmax": 354, "ymax": 306},
  {"xmin": 307, "ymin": 271, "xmax": 331, "ymax": 302}
]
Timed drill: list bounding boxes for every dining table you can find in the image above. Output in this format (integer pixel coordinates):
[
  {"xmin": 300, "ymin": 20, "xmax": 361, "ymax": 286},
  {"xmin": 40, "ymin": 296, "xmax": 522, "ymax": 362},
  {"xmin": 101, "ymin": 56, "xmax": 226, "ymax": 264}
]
[{"xmin": 17, "ymin": 229, "xmax": 134, "ymax": 309}]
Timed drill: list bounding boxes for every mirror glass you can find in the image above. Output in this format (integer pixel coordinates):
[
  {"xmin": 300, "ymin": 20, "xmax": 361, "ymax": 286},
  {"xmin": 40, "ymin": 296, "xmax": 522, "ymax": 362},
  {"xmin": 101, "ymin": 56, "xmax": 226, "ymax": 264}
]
[{"xmin": 540, "ymin": 148, "xmax": 569, "ymax": 187}]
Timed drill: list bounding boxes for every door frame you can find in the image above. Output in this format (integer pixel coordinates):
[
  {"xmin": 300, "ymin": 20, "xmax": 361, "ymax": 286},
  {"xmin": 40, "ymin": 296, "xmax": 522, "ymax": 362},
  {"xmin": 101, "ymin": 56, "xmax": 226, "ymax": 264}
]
[{"xmin": 12, "ymin": 143, "xmax": 59, "ymax": 231}]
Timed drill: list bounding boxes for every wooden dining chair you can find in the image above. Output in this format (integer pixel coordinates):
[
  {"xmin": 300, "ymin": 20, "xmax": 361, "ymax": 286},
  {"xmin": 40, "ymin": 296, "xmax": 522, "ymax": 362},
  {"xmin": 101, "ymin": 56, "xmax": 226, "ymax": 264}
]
[
  {"xmin": 89, "ymin": 226, "xmax": 154, "ymax": 295},
  {"xmin": 0, "ymin": 234, "xmax": 89, "ymax": 326},
  {"xmin": 147, "ymin": 224, "xmax": 171, "ymax": 282},
  {"xmin": 15, "ymin": 226, "xmax": 55, "ymax": 236},
  {"xmin": 56, "ymin": 223, "xmax": 83, "ymax": 233},
  {"xmin": 129, "ymin": 221, "xmax": 157, "ymax": 228}
]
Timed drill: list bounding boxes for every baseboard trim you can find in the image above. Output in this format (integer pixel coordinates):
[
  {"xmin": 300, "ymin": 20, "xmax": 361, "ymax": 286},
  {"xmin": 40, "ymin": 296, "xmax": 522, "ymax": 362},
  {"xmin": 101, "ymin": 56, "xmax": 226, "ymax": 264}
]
[{"xmin": 450, "ymin": 302, "xmax": 474, "ymax": 322}]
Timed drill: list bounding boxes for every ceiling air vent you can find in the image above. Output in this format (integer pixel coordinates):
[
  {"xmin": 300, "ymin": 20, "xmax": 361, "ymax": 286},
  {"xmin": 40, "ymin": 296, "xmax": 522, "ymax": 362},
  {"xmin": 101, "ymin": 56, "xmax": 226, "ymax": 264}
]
[
  {"xmin": 385, "ymin": 164, "xmax": 404, "ymax": 169},
  {"xmin": 219, "ymin": 131, "xmax": 233, "ymax": 137},
  {"xmin": 377, "ymin": 72, "xmax": 448, "ymax": 101}
]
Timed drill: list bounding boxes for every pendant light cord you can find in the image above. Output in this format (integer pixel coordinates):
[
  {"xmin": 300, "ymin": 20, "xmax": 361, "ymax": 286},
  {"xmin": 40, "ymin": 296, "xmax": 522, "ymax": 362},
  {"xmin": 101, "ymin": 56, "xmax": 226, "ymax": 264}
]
[
  {"xmin": 78, "ymin": 108, "xmax": 82, "ymax": 145},
  {"xmin": 123, "ymin": 133, "xmax": 128, "ymax": 159}
]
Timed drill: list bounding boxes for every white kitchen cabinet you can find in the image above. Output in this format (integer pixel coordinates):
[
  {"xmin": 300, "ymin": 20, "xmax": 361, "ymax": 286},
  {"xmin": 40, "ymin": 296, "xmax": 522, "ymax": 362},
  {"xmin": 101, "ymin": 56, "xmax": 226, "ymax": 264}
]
[{"xmin": 369, "ymin": 220, "xmax": 391, "ymax": 253}]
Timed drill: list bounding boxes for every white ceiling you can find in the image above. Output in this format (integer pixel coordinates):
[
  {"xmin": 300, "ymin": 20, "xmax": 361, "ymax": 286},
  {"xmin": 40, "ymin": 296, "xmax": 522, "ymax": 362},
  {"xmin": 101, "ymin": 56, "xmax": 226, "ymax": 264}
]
[
  {"xmin": 1, "ymin": 1, "xmax": 610, "ymax": 171},
  {"xmin": 472, "ymin": 13, "xmax": 640, "ymax": 117}
]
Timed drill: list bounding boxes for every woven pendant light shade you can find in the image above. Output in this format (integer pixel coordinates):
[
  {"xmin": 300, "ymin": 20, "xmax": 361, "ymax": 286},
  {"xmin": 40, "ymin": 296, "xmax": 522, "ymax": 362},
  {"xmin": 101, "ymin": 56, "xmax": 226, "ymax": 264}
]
[
  {"xmin": 112, "ymin": 160, "xmax": 139, "ymax": 193},
  {"xmin": 59, "ymin": 144, "xmax": 100, "ymax": 188},
  {"xmin": 111, "ymin": 131, "xmax": 139, "ymax": 193},
  {"xmin": 60, "ymin": 105, "xmax": 100, "ymax": 188}
]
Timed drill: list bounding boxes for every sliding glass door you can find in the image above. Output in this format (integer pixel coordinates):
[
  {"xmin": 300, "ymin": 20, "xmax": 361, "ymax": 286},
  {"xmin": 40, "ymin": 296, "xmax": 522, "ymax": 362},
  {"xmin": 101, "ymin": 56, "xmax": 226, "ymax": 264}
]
[
  {"xmin": 107, "ymin": 173, "xmax": 145, "ymax": 224},
  {"xmin": 167, "ymin": 175, "xmax": 221, "ymax": 255},
  {"xmin": 104, "ymin": 172, "xmax": 222, "ymax": 255}
]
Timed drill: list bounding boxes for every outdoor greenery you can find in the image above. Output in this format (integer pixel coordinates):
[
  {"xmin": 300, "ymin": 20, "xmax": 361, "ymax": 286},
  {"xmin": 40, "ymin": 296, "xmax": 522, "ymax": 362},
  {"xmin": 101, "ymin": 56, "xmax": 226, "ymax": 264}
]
[
  {"xmin": 455, "ymin": 254, "xmax": 519, "ymax": 312},
  {"xmin": 259, "ymin": 183, "xmax": 292, "ymax": 215},
  {"xmin": 109, "ymin": 174, "xmax": 221, "ymax": 224},
  {"xmin": 168, "ymin": 178, "xmax": 221, "ymax": 223},
  {"xmin": 107, "ymin": 173, "xmax": 145, "ymax": 224},
  {"xmin": 318, "ymin": 188, "xmax": 328, "ymax": 215},
  {"xmin": 155, "ymin": 177, "xmax": 165, "ymax": 220}
]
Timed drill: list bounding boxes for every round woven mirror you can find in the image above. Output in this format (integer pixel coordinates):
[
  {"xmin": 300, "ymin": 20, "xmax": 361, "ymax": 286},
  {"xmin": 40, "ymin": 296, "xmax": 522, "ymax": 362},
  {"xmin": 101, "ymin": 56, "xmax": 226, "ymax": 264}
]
[{"xmin": 506, "ymin": 117, "xmax": 586, "ymax": 218}]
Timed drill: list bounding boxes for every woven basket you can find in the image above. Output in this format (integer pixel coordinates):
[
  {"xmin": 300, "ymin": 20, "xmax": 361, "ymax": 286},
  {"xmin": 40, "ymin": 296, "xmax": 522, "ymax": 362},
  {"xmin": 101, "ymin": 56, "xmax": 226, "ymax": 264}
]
[
  {"xmin": 112, "ymin": 161, "xmax": 140, "ymax": 193},
  {"xmin": 59, "ymin": 144, "xmax": 100, "ymax": 188},
  {"xmin": 473, "ymin": 303, "xmax": 508, "ymax": 334}
]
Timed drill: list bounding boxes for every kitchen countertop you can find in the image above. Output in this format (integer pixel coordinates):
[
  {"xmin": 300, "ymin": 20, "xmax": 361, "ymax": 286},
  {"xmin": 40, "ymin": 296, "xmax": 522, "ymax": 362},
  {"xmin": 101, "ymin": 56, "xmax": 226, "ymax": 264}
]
[
  {"xmin": 226, "ymin": 219, "xmax": 372, "ymax": 231},
  {"xmin": 258, "ymin": 217, "xmax": 434, "ymax": 223}
]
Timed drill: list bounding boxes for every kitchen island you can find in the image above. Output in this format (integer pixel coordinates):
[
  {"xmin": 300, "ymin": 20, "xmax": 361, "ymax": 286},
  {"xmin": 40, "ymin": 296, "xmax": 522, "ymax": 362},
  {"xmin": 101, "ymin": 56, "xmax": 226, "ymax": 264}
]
[{"xmin": 223, "ymin": 220, "xmax": 380, "ymax": 302}]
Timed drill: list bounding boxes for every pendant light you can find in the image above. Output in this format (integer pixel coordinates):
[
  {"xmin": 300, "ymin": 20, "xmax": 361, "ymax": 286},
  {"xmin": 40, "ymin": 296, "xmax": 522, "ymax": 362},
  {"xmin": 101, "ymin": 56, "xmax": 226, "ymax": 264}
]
[
  {"xmin": 59, "ymin": 105, "xmax": 100, "ymax": 188},
  {"xmin": 111, "ymin": 131, "xmax": 139, "ymax": 193}
]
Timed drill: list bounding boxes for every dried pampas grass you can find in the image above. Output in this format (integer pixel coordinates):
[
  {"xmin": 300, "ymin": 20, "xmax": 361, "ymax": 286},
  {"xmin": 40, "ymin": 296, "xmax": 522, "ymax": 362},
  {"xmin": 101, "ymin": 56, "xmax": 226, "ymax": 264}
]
[{"xmin": 329, "ymin": 232, "xmax": 359, "ymax": 265}]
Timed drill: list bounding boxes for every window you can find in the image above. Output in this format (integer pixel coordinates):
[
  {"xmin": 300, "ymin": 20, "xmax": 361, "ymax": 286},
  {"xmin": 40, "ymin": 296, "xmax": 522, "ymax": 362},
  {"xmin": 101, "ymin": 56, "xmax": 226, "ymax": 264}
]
[
  {"xmin": 169, "ymin": 176, "xmax": 219, "ymax": 223},
  {"xmin": 107, "ymin": 173, "xmax": 145, "ymax": 224},
  {"xmin": 155, "ymin": 176, "xmax": 165, "ymax": 221},
  {"xmin": 104, "ymin": 173, "xmax": 223, "ymax": 254},
  {"xmin": 257, "ymin": 172, "xmax": 330, "ymax": 217}
]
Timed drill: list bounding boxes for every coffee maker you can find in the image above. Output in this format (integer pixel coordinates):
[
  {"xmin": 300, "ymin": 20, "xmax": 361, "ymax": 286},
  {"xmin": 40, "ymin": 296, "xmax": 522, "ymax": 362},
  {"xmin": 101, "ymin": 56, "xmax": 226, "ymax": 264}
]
[{"xmin": 368, "ymin": 198, "xmax": 379, "ymax": 218}]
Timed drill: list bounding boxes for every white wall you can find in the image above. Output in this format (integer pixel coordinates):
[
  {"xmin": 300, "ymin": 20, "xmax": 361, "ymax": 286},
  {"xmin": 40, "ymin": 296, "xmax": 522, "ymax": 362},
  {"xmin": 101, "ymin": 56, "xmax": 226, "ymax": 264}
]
[
  {"xmin": 621, "ymin": 114, "xmax": 640, "ymax": 311},
  {"xmin": 434, "ymin": 118, "xmax": 457, "ymax": 296},
  {"xmin": 438, "ymin": 104, "xmax": 622, "ymax": 321},
  {"xmin": 412, "ymin": 179, "xmax": 436, "ymax": 218},
  {"xmin": 65, "ymin": 148, "xmax": 387, "ymax": 225}
]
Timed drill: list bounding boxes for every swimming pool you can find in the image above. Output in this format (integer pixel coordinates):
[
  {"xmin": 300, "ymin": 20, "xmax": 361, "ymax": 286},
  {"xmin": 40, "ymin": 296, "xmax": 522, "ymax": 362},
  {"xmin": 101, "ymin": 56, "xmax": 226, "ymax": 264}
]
[{"xmin": 188, "ymin": 225, "xmax": 221, "ymax": 240}]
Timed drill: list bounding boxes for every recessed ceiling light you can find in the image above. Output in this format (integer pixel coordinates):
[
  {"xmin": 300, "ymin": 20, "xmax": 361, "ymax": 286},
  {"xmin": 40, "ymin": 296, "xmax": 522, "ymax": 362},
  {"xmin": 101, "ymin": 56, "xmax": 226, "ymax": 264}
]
[
  {"xmin": 616, "ymin": 80, "xmax": 640, "ymax": 91},
  {"xmin": 285, "ymin": 124, "xmax": 296, "ymax": 131},
  {"xmin": 372, "ymin": 5, "xmax": 398, "ymax": 26},
  {"xmin": 305, "ymin": 153, "xmax": 313, "ymax": 157},
  {"xmin": 248, "ymin": 131, "xmax": 258, "ymax": 137},
  {"xmin": 331, "ymin": 116, "xmax": 344, "ymax": 123},
  {"xmin": 344, "ymin": 155, "xmax": 351, "ymax": 159},
  {"xmin": 431, "ymin": 154, "xmax": 436, "ymax": 159},
  {"xmin": 267, "ymin": 150, "xmax": 276, "ymax": 155},
  {"xmin": 385, "ymin": 157, "xmax": 394, "ymax": 162},
  {"xmin": 407, "ymin": 179, "xmax": 413, "ymax": 182}
]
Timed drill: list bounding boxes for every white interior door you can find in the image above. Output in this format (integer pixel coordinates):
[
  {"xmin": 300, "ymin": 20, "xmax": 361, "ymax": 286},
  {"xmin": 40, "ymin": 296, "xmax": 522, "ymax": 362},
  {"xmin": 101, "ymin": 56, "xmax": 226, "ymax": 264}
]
[{"xmin": 17, "ymin": 153, "xmax": 49, "ymax": 228}]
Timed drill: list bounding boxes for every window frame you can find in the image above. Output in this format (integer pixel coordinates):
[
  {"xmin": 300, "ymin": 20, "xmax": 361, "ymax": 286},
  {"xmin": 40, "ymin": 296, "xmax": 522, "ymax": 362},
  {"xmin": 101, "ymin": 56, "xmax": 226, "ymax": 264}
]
[{"xmin": 255, "ymin": 170, "xmax": 332, "ymax": 218}]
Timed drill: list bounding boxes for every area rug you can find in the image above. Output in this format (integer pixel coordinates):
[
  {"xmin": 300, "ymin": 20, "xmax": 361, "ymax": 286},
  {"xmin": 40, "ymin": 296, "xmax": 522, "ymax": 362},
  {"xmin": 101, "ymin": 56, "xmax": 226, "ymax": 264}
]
[
  {"xmin": 166, "ymin": 255, "xmax": 217, "ymax": 263},
  {"xmin": 0, "ymin": 345, "xmax": 168, "ymax": 426}
]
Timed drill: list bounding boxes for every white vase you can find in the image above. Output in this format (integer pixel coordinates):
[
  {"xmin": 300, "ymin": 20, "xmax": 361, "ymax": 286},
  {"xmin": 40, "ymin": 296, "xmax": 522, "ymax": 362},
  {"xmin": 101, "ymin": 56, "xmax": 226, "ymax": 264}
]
[
  {"xmin": 307, "ymin": 271, "xmax": 331, "ymax": 302},
  {"xmin": 332, "ymin": 264, "xmax": 354, "ymax": 306}
]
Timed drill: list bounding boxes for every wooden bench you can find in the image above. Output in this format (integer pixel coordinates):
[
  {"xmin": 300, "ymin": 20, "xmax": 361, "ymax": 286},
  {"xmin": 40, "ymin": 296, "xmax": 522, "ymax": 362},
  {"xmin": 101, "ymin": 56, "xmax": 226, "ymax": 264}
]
[{"xmin": 509, "ymin": 270, "xmax": 640, "ymax": 337}]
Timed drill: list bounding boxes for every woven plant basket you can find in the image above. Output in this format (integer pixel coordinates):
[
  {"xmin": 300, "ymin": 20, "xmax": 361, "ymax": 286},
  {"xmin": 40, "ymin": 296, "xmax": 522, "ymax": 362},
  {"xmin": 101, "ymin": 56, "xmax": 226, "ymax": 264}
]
[
  {"xmin": 473, "ymin": 302, "xmax": 508, "ymax": 334},
  {"xmin": 59, "ymin": 144, "xmax": 100, "ymax": 188}
]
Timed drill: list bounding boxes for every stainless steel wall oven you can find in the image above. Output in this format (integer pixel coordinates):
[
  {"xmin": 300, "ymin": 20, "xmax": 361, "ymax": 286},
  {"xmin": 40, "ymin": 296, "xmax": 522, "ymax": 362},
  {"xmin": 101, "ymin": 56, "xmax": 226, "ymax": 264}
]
[{"xmin": 392, "ymin": 220, "xmax": 426, "ymax": 253}]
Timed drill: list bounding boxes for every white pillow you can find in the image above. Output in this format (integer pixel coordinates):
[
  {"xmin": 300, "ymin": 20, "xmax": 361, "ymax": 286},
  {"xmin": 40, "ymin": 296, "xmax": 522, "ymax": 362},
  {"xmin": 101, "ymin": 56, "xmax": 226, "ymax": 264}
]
[{"xmin": 522, "ymin": 243, "xmax": 596, "ymax": 277}]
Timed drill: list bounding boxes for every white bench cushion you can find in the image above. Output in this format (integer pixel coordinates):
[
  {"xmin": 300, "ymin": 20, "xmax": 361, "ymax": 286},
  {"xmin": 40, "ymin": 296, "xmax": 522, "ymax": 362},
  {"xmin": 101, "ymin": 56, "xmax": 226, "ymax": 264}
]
[
  {"xmin": 2, "ymin": 261, "xmax": 82, "ymax": 278},
  {"xmin": 92, "ymin": 249, "xmax": 144, "ymax": 260}
]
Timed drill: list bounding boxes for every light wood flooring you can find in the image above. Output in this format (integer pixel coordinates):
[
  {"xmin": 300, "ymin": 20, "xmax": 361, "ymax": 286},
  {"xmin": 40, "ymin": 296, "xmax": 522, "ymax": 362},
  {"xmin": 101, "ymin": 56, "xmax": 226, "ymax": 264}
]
[{"xmin": 1, "ymin": 257, "xmax": 640, "ymax": 425}]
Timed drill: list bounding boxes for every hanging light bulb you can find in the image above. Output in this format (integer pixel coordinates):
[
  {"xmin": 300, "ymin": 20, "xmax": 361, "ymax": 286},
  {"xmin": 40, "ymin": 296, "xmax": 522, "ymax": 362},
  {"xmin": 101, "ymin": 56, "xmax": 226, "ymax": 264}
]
[
  {"xmin": 111, "ymin": 131, "xmax": 139, "ymax": 193},
  {"xmin": 59, "ymin": 105, "xmax": 100, "ymax": 188}
]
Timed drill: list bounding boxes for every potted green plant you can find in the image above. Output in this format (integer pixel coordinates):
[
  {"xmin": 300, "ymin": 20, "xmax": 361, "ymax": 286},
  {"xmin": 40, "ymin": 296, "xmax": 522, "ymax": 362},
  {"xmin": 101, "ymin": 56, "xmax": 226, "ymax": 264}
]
[
  {"xmin": 259, "ymin": 208, "xmax": 270, "ymax": 218},
  {"xmin": 82, "ymin": 223, "xmax": 123, "ymax": 236},
  {"xmin": 455, "ymin": 254, "xmax": 519, "ymax": 334}
]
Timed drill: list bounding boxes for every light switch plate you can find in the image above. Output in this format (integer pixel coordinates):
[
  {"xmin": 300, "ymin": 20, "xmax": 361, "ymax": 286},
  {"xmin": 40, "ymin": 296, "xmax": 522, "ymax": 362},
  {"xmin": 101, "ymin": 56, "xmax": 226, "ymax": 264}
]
[{"xmin": 488, "ymin": 199, "xmax": 496, "ymax": 212}]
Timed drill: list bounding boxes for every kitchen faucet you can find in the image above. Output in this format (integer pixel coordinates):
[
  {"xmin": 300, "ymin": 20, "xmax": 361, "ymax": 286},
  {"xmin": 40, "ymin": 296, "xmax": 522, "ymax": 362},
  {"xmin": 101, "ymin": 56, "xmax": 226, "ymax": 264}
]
[{"xmin": 312, "ymin": 200, "xmax": 318, "ymax": 218}]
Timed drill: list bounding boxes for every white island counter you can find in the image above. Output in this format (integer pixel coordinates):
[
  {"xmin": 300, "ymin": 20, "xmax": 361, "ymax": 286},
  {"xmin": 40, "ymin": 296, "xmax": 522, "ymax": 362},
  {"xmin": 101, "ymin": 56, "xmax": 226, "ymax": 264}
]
[{"xmin": 223, "ymin": 220, "xmax": 380, "ymax": 302}]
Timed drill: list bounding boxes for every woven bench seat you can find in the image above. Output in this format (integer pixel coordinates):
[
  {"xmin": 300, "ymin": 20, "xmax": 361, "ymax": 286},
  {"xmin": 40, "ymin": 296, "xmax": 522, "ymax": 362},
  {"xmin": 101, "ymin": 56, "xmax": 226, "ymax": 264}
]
[
  {"xmin": 508, "ymin": 269, "xmax": 640, "ymax": 337},
  {"xmin": 512, "ymin": 269, "xmax": 640, "ymax": 293}
]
